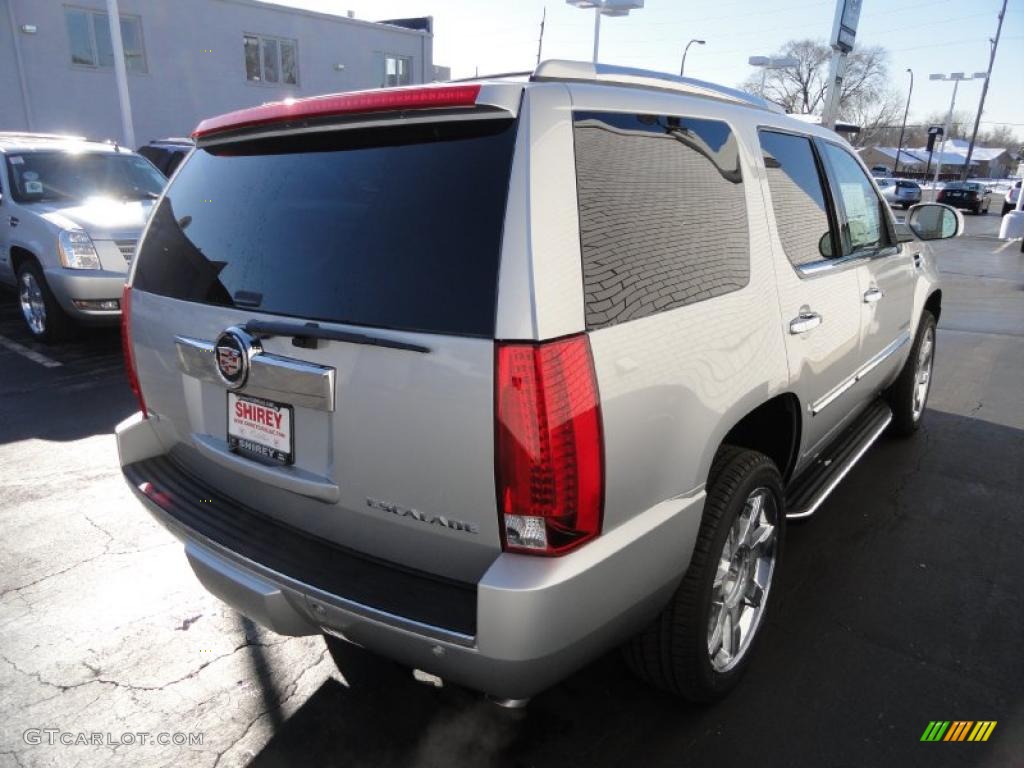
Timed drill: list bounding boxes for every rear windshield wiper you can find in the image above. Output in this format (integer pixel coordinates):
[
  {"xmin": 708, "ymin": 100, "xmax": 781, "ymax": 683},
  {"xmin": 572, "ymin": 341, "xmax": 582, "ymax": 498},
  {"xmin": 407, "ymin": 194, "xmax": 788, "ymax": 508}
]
[{"xmin": 244, "ymin": 319, "xmax": 430, "ymax": 354}]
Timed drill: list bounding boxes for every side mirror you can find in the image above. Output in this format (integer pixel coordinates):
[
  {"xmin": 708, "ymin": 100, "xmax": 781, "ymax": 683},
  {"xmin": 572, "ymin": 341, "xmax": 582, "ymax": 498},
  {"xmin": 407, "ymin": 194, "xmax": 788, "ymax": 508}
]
[{"xmin": 906, "ymin": 203, "xmax": 962, "ymax": 241}]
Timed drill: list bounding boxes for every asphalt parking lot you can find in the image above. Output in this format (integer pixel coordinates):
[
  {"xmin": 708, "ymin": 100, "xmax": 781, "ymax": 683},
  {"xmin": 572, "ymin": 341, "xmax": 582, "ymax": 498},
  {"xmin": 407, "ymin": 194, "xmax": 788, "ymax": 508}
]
[{"xmin": 1, "ymin": 210, "xmax": 1021, "ymax": 768}]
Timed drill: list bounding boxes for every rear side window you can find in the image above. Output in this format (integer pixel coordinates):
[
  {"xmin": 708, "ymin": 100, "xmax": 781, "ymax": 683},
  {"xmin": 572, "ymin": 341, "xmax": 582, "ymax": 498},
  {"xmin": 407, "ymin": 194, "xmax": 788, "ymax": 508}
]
[
  {"xmin": 133, "ymin": 120, "xmax": 518, "ymax": 337},
  {"xmin": 759, "ymin": 130, "xmax": 836, "ymax": 267},
  {"xmin": 573, "ymin": 111, "xmax": 748, "ymax": 330}
]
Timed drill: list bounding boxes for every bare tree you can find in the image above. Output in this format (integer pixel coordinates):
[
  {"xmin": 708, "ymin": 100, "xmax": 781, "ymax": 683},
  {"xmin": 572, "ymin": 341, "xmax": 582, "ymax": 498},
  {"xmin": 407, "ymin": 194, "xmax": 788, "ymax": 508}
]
[{"xmin": 741, "ymin": 39, "xmax": 902, "ymax": 143}]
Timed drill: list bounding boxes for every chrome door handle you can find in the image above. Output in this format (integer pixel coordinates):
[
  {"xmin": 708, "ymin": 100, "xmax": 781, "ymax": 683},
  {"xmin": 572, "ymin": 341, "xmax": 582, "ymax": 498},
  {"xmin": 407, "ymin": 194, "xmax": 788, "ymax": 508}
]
[
  {"xmin": 8, "ymin": 216, "xmax": 18, "ymax": 228},
  {"xmin": 789, "ymin": 311, "xmax": 822, "ymax": 334},
  {"xmin": 913, "ymin": 253, "xmax": 923, "ymax": 269},
  {"xmin": 863, "ymin": 287, "xmax": 884, "ymax": 304}
]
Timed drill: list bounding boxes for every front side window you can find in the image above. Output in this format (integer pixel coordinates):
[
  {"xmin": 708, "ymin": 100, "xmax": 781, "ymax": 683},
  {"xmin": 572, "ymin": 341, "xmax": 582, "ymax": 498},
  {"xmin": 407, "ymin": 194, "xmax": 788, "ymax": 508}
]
[
  {"xmin": 243, "ymin": 34, "xmax": 298, "ymax": 85},
  {"xmin": 759, "ymin": 130, "xmax": 837, "ymax": 267},
  {"xmin": 821, "ymin": 142, "xmax": 890, "ymax": 255},
  {"xmin": 384, "ymin": 55, "xmax": 412, "ymax": 87},
  {"xmin": 573, "ymin": 112, "xmax": 749, "ymax": 330},
  {"xmin": 65, "ymin": 8, "xmax": 147, "ymax": 73}
]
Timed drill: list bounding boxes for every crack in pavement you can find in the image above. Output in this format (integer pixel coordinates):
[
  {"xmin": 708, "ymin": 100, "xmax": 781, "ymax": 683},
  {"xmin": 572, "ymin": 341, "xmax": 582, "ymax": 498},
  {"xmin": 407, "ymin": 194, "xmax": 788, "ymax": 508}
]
[
  {"xmin": 1, "ymin": 634, "xmax": 293, "ymax": 699},
  {"xmin": 209, "ymin": 646, "xmax": 330, "ymax": 768},
  {"xmin": 0, "ymin": 538, "xmax": 174, "ymax": 601}
]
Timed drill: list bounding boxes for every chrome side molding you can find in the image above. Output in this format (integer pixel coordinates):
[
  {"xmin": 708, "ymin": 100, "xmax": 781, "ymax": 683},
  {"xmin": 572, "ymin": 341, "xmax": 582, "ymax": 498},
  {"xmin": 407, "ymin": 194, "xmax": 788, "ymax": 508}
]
[
  {"xmin": 810, "ymin": 331, "xmax": 910, "ymax": 416},
  {"xmin": 175, "ymin": 335, "xmax": 336, "ymax": 412}
]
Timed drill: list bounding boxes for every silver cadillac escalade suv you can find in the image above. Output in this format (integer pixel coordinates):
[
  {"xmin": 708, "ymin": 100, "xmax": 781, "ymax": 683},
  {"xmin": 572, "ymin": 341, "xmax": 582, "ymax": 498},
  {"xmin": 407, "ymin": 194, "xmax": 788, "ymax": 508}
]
[
  {"xmin": 116, "ymin": 61, "xmax": 960, "ymax": 705},
  {"xmin": 0, "ymin": 133, "xmax": 165, "ymax": 341}
]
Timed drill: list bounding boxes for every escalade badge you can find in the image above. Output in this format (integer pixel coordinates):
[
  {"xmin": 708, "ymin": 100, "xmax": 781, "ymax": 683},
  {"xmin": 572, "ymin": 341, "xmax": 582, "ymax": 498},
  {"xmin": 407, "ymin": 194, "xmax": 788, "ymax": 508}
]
[
  {"xmin": 214, "ymin": 327, "xmax": 257, "ymax": 389},
  {"xmin": 367, "ymin": 497, "xmax": 480, "ymax": 534}
]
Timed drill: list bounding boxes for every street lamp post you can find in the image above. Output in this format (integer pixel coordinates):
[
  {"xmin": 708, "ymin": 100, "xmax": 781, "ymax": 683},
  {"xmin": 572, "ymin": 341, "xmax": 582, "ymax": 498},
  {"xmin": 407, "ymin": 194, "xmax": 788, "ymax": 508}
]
[
  {"xmin": 748, "ymin": 56, "xmax": 799, "ymax": 96},
  {"xmin": 566, "ymin": 0, "xmax": 644, "ymax": 64},
  {"xmin": 894, "ymin": 69, "xmax": 913, "ymax": 176},
  {"xmin": 680, "ymin": 39, "xmax": 705, "ymax": 77},
  {"xmin": 929, "ymin": 72, "xmax": 986, "ymax": 189}
]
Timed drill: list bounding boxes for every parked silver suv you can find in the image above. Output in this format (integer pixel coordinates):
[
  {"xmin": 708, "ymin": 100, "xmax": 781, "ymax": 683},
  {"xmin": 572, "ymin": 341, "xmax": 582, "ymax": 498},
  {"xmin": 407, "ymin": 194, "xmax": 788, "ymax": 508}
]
[
  {"xmin": 0, "ymin": 133, "xmax": 164, "ymax": 341},
  {"xmin": 117, "ymin": 61, "xmax": 960, "ymax": 704}
]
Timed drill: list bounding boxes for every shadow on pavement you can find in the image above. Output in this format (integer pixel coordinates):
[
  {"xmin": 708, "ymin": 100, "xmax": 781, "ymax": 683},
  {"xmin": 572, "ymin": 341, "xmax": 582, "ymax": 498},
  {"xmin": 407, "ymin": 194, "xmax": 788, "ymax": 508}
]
[{"xmin": 243, "ymin": 409, "xmax": 1022, "ymax": 768}]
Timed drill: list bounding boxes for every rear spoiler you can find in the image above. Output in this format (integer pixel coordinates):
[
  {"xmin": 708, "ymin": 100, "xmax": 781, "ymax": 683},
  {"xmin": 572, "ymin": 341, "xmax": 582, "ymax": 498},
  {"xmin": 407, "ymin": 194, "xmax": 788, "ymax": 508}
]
[{"xmin": 192, "ymin": 84, "xmax": 517, "ymax": 143}]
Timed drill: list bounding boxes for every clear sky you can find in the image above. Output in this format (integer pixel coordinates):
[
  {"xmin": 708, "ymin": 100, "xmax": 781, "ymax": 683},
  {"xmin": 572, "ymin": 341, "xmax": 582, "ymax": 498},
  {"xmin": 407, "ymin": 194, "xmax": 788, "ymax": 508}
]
[{"xmin": 264, "ymin": 0, "xmax": 1024, "ymax": 137}]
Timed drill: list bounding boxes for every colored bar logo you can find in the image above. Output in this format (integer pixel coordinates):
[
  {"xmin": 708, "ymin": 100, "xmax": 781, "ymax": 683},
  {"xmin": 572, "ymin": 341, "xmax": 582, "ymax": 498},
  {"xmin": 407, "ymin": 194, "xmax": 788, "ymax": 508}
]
[{"xmin": 920, "ymin": 721, "xmax": 997, "ymax": 742}]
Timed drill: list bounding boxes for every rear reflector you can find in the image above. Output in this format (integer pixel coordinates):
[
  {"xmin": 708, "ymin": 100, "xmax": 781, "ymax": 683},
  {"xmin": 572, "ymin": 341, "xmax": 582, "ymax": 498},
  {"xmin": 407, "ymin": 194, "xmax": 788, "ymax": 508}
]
[
  {"xmin": 193, "ymin": 84, "xmax": 482, "ymax": 138},
  {"xmin": 121, "ymin": 285, "xmax": 148, "ymax": 418},
  {"xmin": 495, "ymin": 335, "xmax": 604, "ymax": 556}
]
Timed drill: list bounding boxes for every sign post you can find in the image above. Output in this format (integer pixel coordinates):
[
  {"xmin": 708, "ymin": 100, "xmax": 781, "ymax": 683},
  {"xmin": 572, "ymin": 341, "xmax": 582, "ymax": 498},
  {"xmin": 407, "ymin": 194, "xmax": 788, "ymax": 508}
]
[
  {"xmin": 821, "ymin": 0, "xmax": 863, "ymax": 130},
  {"xmin": 923, "ymin": 126, "xmax": 942, "ymax": 183}
]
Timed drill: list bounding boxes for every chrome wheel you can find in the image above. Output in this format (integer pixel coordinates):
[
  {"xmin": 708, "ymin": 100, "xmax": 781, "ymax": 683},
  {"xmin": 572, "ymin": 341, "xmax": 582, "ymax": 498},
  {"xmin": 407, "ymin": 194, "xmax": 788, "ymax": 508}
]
[
  {"xmin": 19, "ymin": 270, "xmax": 47, "ymax": 336},
  {"xmin": 912, "ymin": 325, "xmax": 934, "ymax": 421},
  {"xmin": 707, "ymin": 487, "xmax": 778, "ymax": 673}
]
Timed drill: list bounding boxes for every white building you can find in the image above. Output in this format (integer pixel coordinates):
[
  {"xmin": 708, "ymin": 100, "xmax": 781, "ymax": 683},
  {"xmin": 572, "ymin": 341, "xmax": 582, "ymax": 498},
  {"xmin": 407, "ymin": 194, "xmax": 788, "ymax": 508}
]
[{"xmin": 1, "ymin": 0, "xmax": 436, "ymax": 145}]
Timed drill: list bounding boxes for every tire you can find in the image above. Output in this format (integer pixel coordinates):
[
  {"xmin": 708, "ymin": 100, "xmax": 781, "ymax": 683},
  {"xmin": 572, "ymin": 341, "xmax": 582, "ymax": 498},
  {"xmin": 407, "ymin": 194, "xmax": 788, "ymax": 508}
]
[
  {"xmin": 1003, "ymin": 202, "xmax": 1013, "ymax": 216},
  {"xmin": 885, "ymin": 310, "xmax": 936, "ymax": 437},
  {"xmin": 16, "ymin": 260, "xmax": 73, "ymax": 343},
  {"xmin": 623, "ymin": 446, "xmax": 784, "ymax": 702}
]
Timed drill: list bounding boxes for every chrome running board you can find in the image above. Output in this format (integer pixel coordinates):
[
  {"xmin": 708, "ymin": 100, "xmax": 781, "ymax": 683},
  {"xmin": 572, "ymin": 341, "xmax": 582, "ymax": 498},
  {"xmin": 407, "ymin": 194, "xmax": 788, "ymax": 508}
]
[{"xmin": 785, "ymin": 400, "xmax": 893, "ymax": 520}]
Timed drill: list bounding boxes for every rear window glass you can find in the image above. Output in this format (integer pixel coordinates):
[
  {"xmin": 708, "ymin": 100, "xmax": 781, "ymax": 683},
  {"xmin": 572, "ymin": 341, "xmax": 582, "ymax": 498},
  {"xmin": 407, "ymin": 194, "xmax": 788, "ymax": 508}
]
[
  {"xmin": 133, "ymin": 119, "xmax": 518, "ymax": 337},
  {"xmin": 573, "ymin": 112, "xmax": 748, "ymax": 330}
]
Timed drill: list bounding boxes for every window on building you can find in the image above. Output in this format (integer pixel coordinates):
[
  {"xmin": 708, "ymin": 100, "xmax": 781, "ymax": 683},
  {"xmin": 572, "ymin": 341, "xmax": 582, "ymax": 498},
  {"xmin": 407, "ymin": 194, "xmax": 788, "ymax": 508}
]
[
  {"xmin": 384, "ymin": 55, "xmax": 412, "ymax": 87},
  {"xmin": 759, "ymin": 130, "xmax": 837, "ymax": 266},
  {"xmin": 243, "ymin": 34, "xmax": 298, "ymax": 85},
  {"xmin": 65, "ymin": 7, "xmax": 147, "ymax": 73},
  {"xmin": 573, "ymin": 112, "xmax": 749, "ymax": 330}
]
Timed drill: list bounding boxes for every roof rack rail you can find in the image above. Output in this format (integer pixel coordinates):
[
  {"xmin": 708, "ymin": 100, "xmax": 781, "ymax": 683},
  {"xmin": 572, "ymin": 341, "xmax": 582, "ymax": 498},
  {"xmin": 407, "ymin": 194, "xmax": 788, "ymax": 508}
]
[
  {"xmin": 532, "ymin": 60, "xmax": 785, "ymax": 114},
  {"xmin": 449, "ymin": 70, "xmax": 533, "ymax": 83},
  {"xmin": 0, "ymin": 131, "xmax": 89, "ymax": 141}
]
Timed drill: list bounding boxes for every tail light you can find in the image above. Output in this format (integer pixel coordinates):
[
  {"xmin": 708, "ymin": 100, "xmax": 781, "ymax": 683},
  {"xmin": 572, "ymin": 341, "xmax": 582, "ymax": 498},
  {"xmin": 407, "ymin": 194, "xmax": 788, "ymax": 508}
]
[
  {"xmin": 121, "ymin": 284, "xmax": 148, "ymax": 417},
  {"xmin": 495, "ymin": 334, "xmax": 604, "ymax": 556}
]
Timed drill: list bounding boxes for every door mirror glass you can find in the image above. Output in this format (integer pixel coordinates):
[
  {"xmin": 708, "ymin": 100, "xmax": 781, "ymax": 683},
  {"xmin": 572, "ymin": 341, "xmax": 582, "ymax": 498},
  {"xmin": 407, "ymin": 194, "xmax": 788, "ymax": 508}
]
[{"xmin": 907, "ymin": 203, "xmax": 961, "ymax": 241}]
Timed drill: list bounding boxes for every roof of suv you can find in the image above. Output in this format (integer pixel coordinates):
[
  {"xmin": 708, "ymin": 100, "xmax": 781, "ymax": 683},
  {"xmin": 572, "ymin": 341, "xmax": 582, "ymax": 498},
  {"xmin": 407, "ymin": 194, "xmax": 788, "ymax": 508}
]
[
  {"xmin": 191, "ymin": 59, "xmax": 805, "ymax": 144},
  {"xmin": 0, "ymin": 132, "xmax": 127, "ymax": 155}
]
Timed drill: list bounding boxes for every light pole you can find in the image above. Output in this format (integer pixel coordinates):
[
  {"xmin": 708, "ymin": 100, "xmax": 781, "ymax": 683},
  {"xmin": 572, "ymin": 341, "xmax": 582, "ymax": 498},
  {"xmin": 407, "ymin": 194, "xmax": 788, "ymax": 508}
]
[
  {"xmin": 680, "ymin": 39, "xmax": 705, "ymax": 77},
  {"xmin": 894, "ymin": 69, "xmax": 913, "ymax": 176},
  {"xmin": 748, "ymin": 56, "xmax": 799, "ymax": 96},
  {"xmin": 929, "ymin": 72, "xmax": 986, "ymax": 189},
  {"xmin": 565, "ymin": 0, "xmax": 644, "ymax": 64},
  {"xmin": 962, "ymin": 0, "xmax": 1007, "ymax": 181}
]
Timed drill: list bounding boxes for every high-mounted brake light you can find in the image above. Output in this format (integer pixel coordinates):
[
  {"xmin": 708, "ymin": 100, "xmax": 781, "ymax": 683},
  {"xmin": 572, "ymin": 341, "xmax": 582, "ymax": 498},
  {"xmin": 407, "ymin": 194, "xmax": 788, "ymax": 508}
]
[
  {"xmin": 496, "ymin": 334, "xmax": 604, "ymax": 556},
  {"xmin": 121, "ymin": 285, "xmax": 148, "ymax": 418},
  {"xmin": 192, "ymin": 84, "xmax": 482, "ymax": 138}
]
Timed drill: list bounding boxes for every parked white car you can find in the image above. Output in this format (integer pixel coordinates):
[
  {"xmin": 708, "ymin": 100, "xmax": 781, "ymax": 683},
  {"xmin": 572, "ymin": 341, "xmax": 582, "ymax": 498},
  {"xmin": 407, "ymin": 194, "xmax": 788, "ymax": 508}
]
[
  {"xmin": 1001, "ymin": 180, "xmax": 1022, "ymax": 215},
  {"xmin": 0, "ymin": 133, "xmax": 165, "ymax": 341},
  {"xmin": 876, "ymin": 178, "xmax": 923, "ymax": 209},
  {"xmin": 118, "ymin": 60, "xmax": 961, "ymax": 705}
]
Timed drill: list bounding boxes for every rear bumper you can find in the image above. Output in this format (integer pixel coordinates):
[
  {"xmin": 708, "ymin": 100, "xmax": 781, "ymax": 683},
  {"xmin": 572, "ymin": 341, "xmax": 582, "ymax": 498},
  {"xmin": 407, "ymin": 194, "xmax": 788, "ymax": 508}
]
[
  {"xmin": 116, "ymin": 413, "xmax": 704, "ymax": 699},
  {"xmin": 43, "ymin": 267, "xmax": 125, "ymax": 324}
]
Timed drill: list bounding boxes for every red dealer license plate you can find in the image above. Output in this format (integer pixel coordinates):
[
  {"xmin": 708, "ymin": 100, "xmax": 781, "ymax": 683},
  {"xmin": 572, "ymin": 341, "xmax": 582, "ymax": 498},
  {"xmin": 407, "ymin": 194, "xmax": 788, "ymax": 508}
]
[{"xmin": 227, "ymin": 393, "xmax": 294, "ymax": 465}]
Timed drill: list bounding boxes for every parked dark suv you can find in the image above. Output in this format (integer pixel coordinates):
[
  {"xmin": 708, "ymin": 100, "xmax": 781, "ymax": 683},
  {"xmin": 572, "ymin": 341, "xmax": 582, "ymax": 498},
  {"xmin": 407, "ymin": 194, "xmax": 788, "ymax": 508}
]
[{"xmin": 137, "ymin": 138, "xmax": 193, "ymax": 178}]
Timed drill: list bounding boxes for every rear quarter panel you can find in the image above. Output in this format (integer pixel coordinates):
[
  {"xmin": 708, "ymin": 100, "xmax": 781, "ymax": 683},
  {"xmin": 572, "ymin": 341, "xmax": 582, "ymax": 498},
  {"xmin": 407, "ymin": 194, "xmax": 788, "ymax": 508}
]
[{"xmin": 557, "ymin": 86, "xmax": 790, "ymax": 532}]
